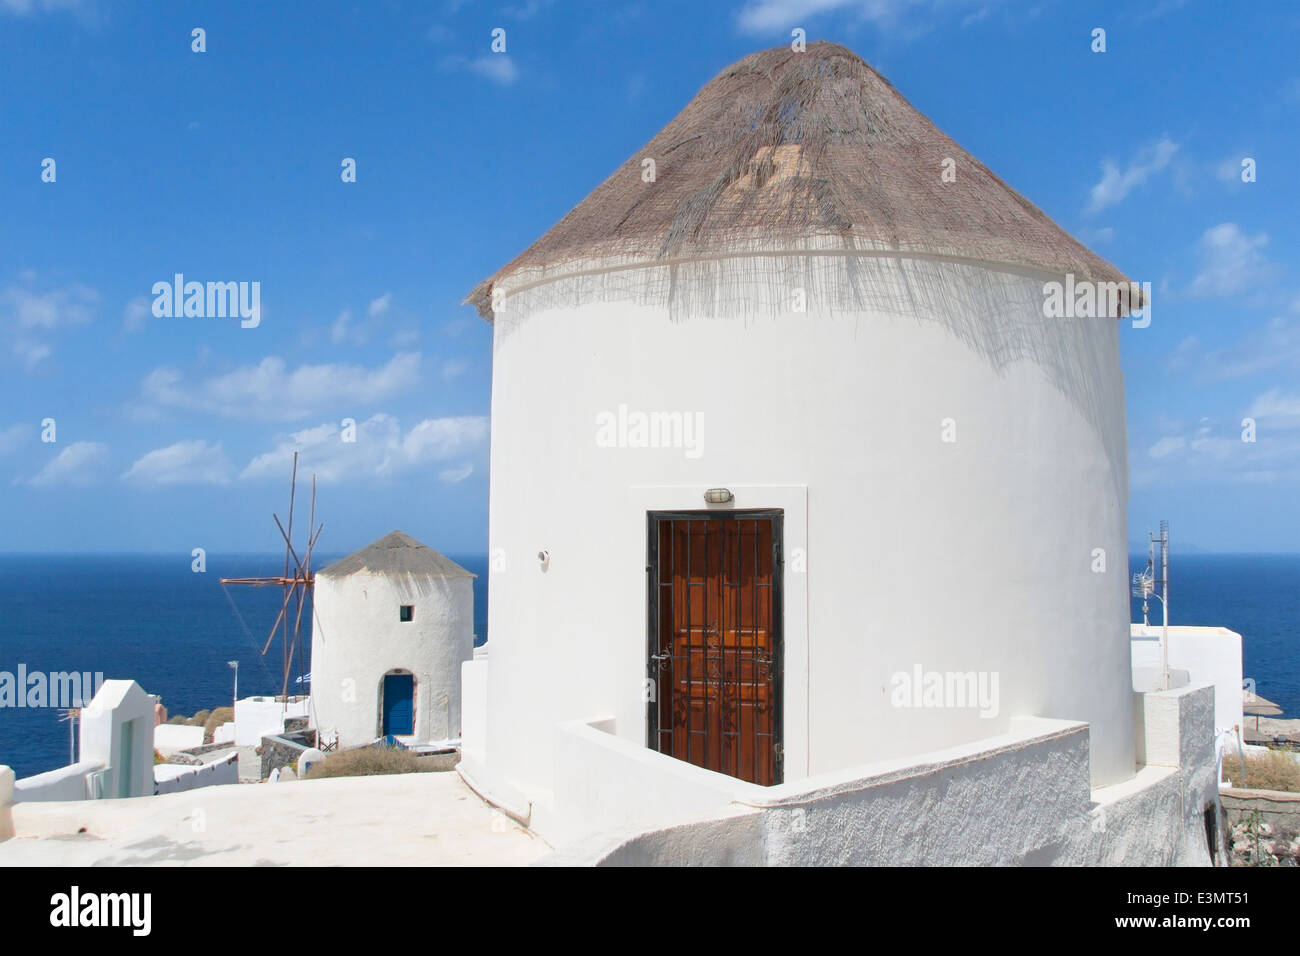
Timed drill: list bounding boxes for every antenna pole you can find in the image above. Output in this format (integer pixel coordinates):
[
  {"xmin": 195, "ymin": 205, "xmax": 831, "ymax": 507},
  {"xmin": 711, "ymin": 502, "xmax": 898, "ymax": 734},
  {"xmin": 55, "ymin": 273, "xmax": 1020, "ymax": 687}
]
[
  {"xmin": 1160, "ymin": 521, "xmax": 1170, "ymax": 691},
  {"xmin": 1144, "ymin": 534, "xmax": 1154, "ymax": 628}
]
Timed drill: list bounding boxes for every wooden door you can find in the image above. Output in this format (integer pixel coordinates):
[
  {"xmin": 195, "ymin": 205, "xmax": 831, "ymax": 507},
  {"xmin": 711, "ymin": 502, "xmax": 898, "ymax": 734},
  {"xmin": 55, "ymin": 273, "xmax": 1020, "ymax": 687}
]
[
  {"xmin": 382, "ymin": 673, "xmax": 414, "ymax": 736},
  {"xmin": 648, "ymin": 512, "xmax": 782, "ymax": 785}
]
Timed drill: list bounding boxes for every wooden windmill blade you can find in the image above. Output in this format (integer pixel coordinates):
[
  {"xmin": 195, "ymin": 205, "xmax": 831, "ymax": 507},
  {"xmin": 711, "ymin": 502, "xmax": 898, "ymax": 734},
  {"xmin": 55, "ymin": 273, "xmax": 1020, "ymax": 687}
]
[
  {"xmin": 261, "ymin": 585, "xmax": 298, "ymax": 656},
  {"xmin": 218, "ymin": 450, "xmax": 320, "ymax": 699}
]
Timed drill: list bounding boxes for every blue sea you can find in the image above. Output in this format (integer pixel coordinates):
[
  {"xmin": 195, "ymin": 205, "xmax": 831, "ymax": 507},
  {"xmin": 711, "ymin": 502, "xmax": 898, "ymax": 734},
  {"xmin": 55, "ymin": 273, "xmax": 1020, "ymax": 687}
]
[
  {"xmin": 0, "ymin": 552, "xmax": 488, "ymax": 778},
  {"xmin": 0, "ymin": 553, "xmax": 1295, "ymax": 779}
]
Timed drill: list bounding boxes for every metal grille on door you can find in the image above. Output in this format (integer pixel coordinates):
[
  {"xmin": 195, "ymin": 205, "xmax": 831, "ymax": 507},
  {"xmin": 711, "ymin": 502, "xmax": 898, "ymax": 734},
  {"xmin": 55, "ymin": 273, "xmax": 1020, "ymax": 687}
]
[{"xmin": 648, "ymin": 512, "xmax": 782, "ymax": 785}]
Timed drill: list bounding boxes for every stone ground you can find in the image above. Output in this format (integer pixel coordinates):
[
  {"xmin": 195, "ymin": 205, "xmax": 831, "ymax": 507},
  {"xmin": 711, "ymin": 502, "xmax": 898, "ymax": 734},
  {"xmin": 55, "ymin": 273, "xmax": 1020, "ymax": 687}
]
[
  {"xmin": 236, "ymin": 745, "xmax": 260, "ymax": 782},
  {"xmin": 1246, "ymin": 717, "xmax": 1300, "ymax": 738},
  {"xmin": 0, "ymin": 771, "xmax": 548, "ymax": 866}
]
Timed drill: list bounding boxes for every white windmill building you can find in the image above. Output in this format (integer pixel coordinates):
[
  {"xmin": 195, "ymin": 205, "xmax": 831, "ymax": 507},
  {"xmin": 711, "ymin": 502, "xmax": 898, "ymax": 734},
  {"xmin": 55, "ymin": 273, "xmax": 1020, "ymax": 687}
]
[
  {"xmin": 457, "ymin": 42, "xmax": 1219, "ymax": 864},
  {"xmin": 310, "ymin": 531, "xmax": 475, "ymax": 749}
]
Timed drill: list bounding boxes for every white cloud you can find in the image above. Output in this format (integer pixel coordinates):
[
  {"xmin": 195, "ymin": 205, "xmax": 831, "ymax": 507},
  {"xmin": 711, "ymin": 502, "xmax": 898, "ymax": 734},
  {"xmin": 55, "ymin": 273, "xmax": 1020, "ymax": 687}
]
[
  {"xmin": 442, "ymin": 53, "xmax": 519, "ymax": 86},
  {"xmin": 1133, "ymin": 413, "xmax": 1300, "ymax": 488},
  {"xmin": 0, "ymin": 424, "xmax": 28, "ymax": 454},
  {"xmin": 439, "ymin": 463, "xmax": 474, "ymax": 483},
  {"xmin": 1215, "ymin": 154, "xmax": 1255, "ymax": 185},
  {"xmin": 1, "ymin": 278, "xmax": 97, "ymax": 368},
  {"xmin": 469, "ymin": 55, "xmax": 519, "ymax": 85},
  {"xmin": 135, "ymin": 352, "xmax": 422, "ymax": 421},
  {"xmin": 1168, "ymin": 317, "xmax": 1300, "ymax": 382},
  {"xmin": 330, "ymin": 308, "xmax": 359, "ymax": 345},
  {"xmin": 123, "ymin": 296, "xmax": 150, "ymax": 333},
  {"xmin": 735, "ymin": 0, "xmax": 988, "ymax": 34},
  {"xmin": 330, "ymin": 294, "xmax": 393, "ymax": 344},
  {"xmin": 1147, "ymin": 436, "xmax": 1185, "ymax": 459},
  {"xmin": 1086, "ymin": 137, "xmax": 1178, "ymax": 214},
  {"xmin": 1188, "ymin": 223, "xmax": 1279, "ymax": 298},
  {"xmin": 2, "ymin": 283, "xmax": 97, "ymax": 329},
  {"xmin": 122, "ymin": 440, "xmax": 233, "ymax": 485},
  {"xmin": 503, "ymin": 0, "xmax": 554, "ymax": 18},
  {"xmin": 737, "ymin": 0, "xmax": 859, "ymax": 32},
  {"xmin": 0, "ymin": 0, "xmax": 85, "ymax": 14},
  {"xmin": 1132, "ymin": 0, "xmax": 1188, "ymax": 23},
  {"xmin": 1245, "ymin": 389, "xmax": 1300, "ymax": 429},
  {"xmin": 23, "ymin": 441, "xmax": 108, "ymax": 487},
  {"xmin": 14, "ymin": 342, "xmax": 52, "ymax": 369},
  {"xmin": 401, "ymin": 415, "xmax": 488, "ymax": 462},
  {"xmin": 241, "ymin": 413, "xmax": 488, "ymax": 484}
]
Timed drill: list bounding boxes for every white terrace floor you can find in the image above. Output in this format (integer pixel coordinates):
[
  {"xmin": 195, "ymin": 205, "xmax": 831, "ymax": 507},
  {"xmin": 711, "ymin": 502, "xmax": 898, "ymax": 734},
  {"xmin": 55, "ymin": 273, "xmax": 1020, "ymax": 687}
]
[{"xmin": 0, "ymin": 771, "xmax": 547, "ymax": 866}]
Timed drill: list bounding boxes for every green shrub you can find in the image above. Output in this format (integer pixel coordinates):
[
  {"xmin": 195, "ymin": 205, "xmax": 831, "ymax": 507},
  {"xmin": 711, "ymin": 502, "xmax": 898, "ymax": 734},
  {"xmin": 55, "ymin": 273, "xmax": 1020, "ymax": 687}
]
[
  {"xmin": 189, "ymin": 709, "xmax": 211, "ymax": 727},
  {"xmin": 166, "ymin": 715, "xmax": 188, "ymax": 725}
]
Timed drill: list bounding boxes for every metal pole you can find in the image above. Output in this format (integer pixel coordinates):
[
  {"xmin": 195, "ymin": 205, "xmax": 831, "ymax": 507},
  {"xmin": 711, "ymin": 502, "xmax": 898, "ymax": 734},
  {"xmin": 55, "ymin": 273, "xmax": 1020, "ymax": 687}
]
[{"xmin": 1161, "ymin": 522, "xmax": 1170, "ymax": 690}]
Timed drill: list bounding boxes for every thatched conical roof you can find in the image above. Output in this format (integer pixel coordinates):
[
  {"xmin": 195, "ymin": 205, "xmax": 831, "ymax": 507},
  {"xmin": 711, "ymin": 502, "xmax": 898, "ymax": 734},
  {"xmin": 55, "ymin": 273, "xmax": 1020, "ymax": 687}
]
[
  {"xmin": 467, "ymin": 41, "xmax": 1130, "ymax": 318},
  {"xmin": 317, "ymin": 530, "xmax": 474, "ymax": 579}
]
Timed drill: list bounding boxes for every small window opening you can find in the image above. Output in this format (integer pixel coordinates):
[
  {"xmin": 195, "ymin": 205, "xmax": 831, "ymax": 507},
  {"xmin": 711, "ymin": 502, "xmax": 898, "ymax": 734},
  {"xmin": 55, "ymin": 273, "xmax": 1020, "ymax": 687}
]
[{"xmin": 399, "ymin": 605, "xmax": 414, "ymax": 622}]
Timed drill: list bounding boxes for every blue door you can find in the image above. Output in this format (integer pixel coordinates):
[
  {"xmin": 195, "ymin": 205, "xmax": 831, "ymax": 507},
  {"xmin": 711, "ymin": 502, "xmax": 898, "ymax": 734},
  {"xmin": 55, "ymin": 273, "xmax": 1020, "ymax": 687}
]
[{"xmin": 382, "ymin": 673, "xmax": 414, "ymax": 736}]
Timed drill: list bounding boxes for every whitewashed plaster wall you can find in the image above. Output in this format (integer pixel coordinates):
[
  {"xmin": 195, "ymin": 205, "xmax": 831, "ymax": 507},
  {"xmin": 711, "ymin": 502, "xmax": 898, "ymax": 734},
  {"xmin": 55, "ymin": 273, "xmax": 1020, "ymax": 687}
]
[
  {"xmin": 234, "ymin": 696, "xmax": 310, "ymax": 747},
  {"xmin": 153, "ymin": 752, "xmax": 239, "ymax": 795},
  {"xmin": 1131, "ymin": 625, "xmax": 1243, "ymax": 735},
  {"xmin": 11, "ymin": 760, "xmax": 103, "ymax": 803},
  {"xmin": 78, "ymin": 680, "xmax": 155, "ymax": 800},
  {"xmin": 538, "ymin": 685, "xmax": 1217, "ymax": 866},
  {"xmin": 479, "ymin": 255, "xmax": 1135, "ymax": 814},
  {"xmin": 312, "ymin": 572, "xmax": 473, "ymax": 747}
]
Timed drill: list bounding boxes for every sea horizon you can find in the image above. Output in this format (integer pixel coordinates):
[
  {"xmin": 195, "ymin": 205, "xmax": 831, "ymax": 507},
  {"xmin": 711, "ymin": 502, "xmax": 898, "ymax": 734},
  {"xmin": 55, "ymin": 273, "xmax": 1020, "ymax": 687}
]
[{"xmin": 0, "ymin": 551, "xmax": 1294, "ymax": 779}]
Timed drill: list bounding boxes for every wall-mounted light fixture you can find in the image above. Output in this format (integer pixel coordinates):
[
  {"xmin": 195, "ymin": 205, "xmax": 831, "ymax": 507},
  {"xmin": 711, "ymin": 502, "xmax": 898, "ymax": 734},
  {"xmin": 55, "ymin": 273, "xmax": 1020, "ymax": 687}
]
[
  {"xmin": 538, "ymin": 549, "xmax": 550, "ymax": 571},
  {"xmin": 703, "ymin": 488, "xmax": 734, "ymax": 504}
]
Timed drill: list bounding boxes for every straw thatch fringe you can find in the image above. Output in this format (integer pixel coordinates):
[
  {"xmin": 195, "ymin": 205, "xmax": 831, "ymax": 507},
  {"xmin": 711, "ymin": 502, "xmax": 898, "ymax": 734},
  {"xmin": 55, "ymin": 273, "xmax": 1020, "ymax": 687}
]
[{"xmin": 467, "ymin": 41, "xmax": 1131, "ymax": 318}]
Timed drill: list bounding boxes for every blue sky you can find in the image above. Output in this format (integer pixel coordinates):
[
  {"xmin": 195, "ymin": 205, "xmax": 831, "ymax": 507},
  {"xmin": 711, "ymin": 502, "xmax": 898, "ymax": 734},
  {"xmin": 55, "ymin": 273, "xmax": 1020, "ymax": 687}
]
[{"xmin": 0, "ymin": 0, "xmax": 1296, "ymax": 554}]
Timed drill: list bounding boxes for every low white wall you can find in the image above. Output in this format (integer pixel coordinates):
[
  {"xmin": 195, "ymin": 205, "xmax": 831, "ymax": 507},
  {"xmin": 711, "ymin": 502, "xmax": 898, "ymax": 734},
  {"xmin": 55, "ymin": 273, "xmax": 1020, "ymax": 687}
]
[
  {"xmin": 79, "ymin": 681, "xmax": 156, "ymax": 799},
  {"xmin": 460, "ymin": 657, "xmax": 489, "ymax": 766},
  {"xmin": 154, "ymin": 752, "xmax": 239, "ymax": 795},
  {"xmin": 154, "ymin": 724, "xmax": 205, "ymax": 756},
  {"xmin": 0, "ymin": 766, "xmax": 14, "ymax": 840},
  {"xmin": 1132, "ymin": 625, "xmax": 1242, "ymax": 734},
  {"xmin": 235, "ymin": 697, "xmax": 309, "ymax": 747},
  {"xmin": 545, "ymin": 717, "xmax": 741, "ymax": 843},
  {"xmin": 540, "ymin": 686, "xmax": 1219, "ymax": 866},
  {"xmin": 12, "ymin": 760, "xmax": 104, "ymax": 804}
]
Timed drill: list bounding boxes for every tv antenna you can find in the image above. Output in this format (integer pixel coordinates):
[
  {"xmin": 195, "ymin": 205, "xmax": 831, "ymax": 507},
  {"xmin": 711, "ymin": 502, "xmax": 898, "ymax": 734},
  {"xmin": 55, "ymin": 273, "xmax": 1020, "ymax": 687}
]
[
  {"xmin": 1132, "ymin": 522, "xmax": 1170, "ymax": 689},
  {"xmin": 220, "ymin": 452, "xmax": 322, "ymax": 700},
  {"xmin": 56, "ymin": 708, "xmax": 79, "ymax": 765}
]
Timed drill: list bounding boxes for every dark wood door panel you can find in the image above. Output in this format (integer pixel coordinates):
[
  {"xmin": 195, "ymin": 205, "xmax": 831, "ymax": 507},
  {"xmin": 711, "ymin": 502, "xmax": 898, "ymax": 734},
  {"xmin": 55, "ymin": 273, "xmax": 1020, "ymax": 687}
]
[{"xmin": 648, "ymin": 511, "xmax": 782, "ymax": 785}]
